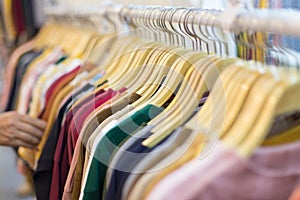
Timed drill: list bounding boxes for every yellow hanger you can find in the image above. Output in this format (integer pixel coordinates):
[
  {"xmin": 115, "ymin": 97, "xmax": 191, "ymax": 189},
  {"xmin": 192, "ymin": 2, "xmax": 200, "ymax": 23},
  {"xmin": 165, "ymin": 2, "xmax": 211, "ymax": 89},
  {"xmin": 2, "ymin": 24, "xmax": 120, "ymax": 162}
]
[
  {"xmin": 84, "ymin": 34, "xmax": 116, "ymax": 65},
  {"xmin": 108, "ymin": 40, "xmax": 155, "ymax": 89},
  {"xmin": 194, "ymin": 61, "xmax": 264, "ymax": 138},
  {"xmin": 66, "ymin": 28, "xmax": 98, "ymax": 58},
  {"xmin": 34, "ymin": 23, "xmax": 53, "ymax": 48},
  {"xmin": 146, "ymin": 54, "xmax": 212, "ymax": 128},
  {"xmin": 143, "ymin": 57, "xmax": 240, "ymax": 147},
  {"xmin": 130, "ymin": 45, "xmax": 183, "ymax": 95},
  {"xmin": 197, "ymin": 64, "xmax": 246, "ymax": 132},
  {"xmin": 218, "ymin": 65, "xmax": 263, "ymax": 139},
  {"xmin": 171, "ymin": 64, "xmax": 252, "ymax": 157},
  {"xmin": 94, "ymin": 36, "xmax": 142, "ymax": 86},
  {"xmin": 157, "ymin": 58, "xmax": 238, "ymax": 127},
  {"xmin": 81, "ymin": 34, "xmax": 104, "ymax": 61},
  {"xmin": 35, "ymin": 23, "xmax": 97, "ymax": 59},
  {"xmin": 68, "ymin": 37, "xmax": 137, "ymax": 109},
  {"xmin": 262, "ymin": 123, "xmax": 300, "ymax": 146},
  {"xmin": 112, "ymin": 42, "xmax": 163, "ymax": 90},
  {"xmin": 89, "ymin": 43, "xmax": 171, "ymax": 111},
  {"xmin": 153, "ymin": 53, "xmax": 212, "ymax": 114},
  {"xmin": 158, "ymin": 55, "xmax": 214, "ymax": 115},
  {"xmin": 47, "ymin": 24, "xmax": 73, "ymax": 51},
  {"xmin": 221, "ymin": 66, "xmax": 281, "ymax": 153},
  {"xmin": 149, "ymin": 52, "xmax": 203, "ymax": 107},
  {"xmin": 176, "ymin": 59, "xmax": 235, "ymax": 112},
  {"xmin": 103, "ymin": 45, "xmax": 191, "ymax": 120},
  {"xmin": 238, "ymin": 67, "xmax": 300, "ymax": 157},
  {"xmin": 34, "ymin": 23, "xmax": 64, "ymax": 49},
  {"xmin": 81, "ymin": 44, "xmax": 174, "ymax": 117},
  {"xmin": 70, "ymin": 36, "xmax": 151, "ymax": 109},
  {"xmin": 131, "ymin": 47, "xmax": 192, "ymax": 108}
]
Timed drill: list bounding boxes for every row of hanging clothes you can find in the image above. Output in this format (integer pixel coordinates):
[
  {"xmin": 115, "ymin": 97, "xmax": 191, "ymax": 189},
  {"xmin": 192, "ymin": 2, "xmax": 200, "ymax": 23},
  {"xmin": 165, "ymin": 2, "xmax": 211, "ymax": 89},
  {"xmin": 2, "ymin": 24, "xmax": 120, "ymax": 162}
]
[
  {"xmin": 2, "ymin": 3, "xmax": 300, "ymax": 200},
  {"xmin": 259, "ymin": 0, "xmax": 300, "ymax": 55},
  {"xmin": 0, "ymin": 0, "xmax": 44, "ymax": 49},
  {"xmin": 232, "ymin": 0, "xmax": 300, "ymax": 64},
  {"xmin": 0, "ymin": 0, "xmax": 44, "ymax": 99}
]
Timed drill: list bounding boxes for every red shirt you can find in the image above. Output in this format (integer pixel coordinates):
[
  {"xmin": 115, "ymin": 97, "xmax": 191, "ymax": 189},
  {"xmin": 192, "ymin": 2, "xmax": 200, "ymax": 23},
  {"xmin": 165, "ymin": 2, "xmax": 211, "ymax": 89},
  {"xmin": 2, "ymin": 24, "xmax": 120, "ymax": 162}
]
[
  {"xmin": 12, "ymin": 0, "xmax": 26, "ymax": 34},
  {"xmin": 50, "ymin": 89, "xmax": 119, "ymax": 200},
  {"xmin": 41, "ymin": 66, "xmax": 81, "ymax": 121}
]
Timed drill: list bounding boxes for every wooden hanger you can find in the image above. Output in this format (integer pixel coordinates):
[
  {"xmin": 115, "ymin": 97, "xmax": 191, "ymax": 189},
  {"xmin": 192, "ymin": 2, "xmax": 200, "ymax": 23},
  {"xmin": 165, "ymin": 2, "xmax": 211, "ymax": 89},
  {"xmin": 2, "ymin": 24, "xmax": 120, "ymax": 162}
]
[
  {"xmin": 106, "ymin": 40, "xmax": 148, "ymax": 87},
  {"xmin": 140, "ymin": 9, "xmax": 242, "ymax": 147},
  {"xmin": 196, "ymin": 64, "xmax": 246, "ymax": 132},
  {"xmin": 48, "ymin": 24, "xmax": 76, "ymax": 53},
  {"xmin": 84, "ymin": 34, "xmax": 117, "ymax": 65},
  {"xmin": 144, "ymin": 8, "xmax": 246, "ymax": 145},
  {"xmin": 108, "ymin": 41, "xmax": 158, "ymax": 89},
  {"xmin": 220, "ymin": 65, "xmax": 282, "ymax": 146},
  {"xmin": 128, "ymin": 7, "xmax": 206, "ymax": 107},
  {"xmin": 199, "ymin": 64, "xmax": 262, "ymax": 148},
  {"xmin": 71, "ymin": 42, "xmax": 173, "ymax": 116},
  {"xmin": 94, "ymin": 37, "xmax": 142, "ymax": 86},
  {"xmin": 148, "ymin": 52, "xmax": 203, "ymax": 107},
  {"xmin": 161, "ymin": 58, "xmax": 239, "ymax": 127},
  {"xmin": 113, "ymin": 42, "xmax": 163, "ymax": 90},
  {"xmin": 34, "ymin": 23, "xmax": 67, "ymax": 49},
  {"xmin": 68, "ymin": 36, "xmax": 139, "ymax": 109},
  {"xmin": 190, "ymin": 63, "xmax": 269, "ymax": 156},
  {"xmin": 143, "ymin": 57, "xmax": 240, "ymax": 147},
  {"xmin": 146, "ymin": 54, "xmax": 215, "ymax": 129},
  {"xmin": 80, "ymin": 34, "xmax": 103, "ymax": 61},
  {"xmin": 217, "ymin": 66, "xmax": 263, "ymax": 139},
  {"xmin": 131, "ymin": 45, "xmax": 184, "ymax": 93},
  {"xmin": 164, "ymin": 63, "xmax": 251, "ymax": 157},
  {"xmin": 34, "ymin": 23, "xmax": 53, "ymax": 49},
  {"xmin": 151, "ymin": 54, "xmax": 209, "ymax": 115},
  {"xmin": 94, "ymin": 43, "xmax": 174, "ymax": 111},
  {"xmin": 263, "ymin": 123, "xmax": 300, "ymax": 146},
  {"xmin": 131, "ymin": 46, "xmax": 191, "ymax": 107},
  {"xmin": 237, "ymin": 67, "xmax": 300, "ymax": 157}
]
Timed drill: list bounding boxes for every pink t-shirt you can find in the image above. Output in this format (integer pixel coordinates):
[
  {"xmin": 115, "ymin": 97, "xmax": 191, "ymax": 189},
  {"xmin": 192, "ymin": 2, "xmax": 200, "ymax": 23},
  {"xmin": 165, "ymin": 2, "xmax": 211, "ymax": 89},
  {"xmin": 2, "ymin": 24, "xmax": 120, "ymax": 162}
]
[
  {"xmin": 147, "ymin": 140, "xmax": 300, "ymax": 200},
  {"xmin": 1, "ymin": 40, "xmax": 34, "ymax": 109}
]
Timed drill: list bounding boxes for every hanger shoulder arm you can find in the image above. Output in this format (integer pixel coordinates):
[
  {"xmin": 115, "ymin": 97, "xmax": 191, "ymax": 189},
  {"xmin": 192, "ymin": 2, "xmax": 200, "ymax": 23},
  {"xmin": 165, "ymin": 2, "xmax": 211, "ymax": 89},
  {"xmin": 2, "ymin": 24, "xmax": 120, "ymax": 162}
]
[{"xmin": 275, "ymin": 82, "xmax": 300, "ymax": 116}]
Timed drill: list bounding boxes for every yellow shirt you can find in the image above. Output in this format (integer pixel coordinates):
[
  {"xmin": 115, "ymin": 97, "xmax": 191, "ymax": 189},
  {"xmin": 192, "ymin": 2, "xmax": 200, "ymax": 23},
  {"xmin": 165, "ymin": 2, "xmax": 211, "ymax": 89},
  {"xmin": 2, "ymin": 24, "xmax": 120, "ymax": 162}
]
[
  {"xmin": 2, "ymin": 0, "xmax": 16, "ymax": 42},
  {"xmin": 263, "ymin": 125, "xmax": 300, "ymax": 146}
]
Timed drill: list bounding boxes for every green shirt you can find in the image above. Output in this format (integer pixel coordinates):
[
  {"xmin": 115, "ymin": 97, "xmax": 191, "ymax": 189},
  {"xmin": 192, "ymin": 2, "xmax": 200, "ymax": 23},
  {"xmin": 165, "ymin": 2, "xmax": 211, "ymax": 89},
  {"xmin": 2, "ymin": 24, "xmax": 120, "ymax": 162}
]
[{"xmin": 82, "ymin": 104, "xmax": 164, "ymax": 200}]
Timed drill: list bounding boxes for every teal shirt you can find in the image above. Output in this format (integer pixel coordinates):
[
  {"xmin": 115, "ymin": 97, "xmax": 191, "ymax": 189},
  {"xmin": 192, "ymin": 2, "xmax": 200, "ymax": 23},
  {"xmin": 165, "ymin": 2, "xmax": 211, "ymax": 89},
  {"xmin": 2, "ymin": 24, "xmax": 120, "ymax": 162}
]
[{"xmin": 82, "ymin": 104, "xmax": 164, "ymax": 200}]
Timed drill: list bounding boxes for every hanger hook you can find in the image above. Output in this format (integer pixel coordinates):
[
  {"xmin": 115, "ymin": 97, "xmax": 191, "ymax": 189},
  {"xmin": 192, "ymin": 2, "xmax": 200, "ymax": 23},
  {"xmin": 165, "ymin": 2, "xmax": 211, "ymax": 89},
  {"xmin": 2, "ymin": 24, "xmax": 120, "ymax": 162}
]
[
  {"xmin": 197, "ymin": 10, "xmax": 210, "ymax": 54},
  {"xmin": 179, "ymin": 8, "xmax": 198, "ymax": 50},
  {"xmin": 209, "ymin": 9, "xmax": 228, "ymax": 56},
  {"xmin": 202, "ymin": 10, "xmax": 218, "ymax": 55},
  {"xmin": 169, "ymin": 7, "xmax": 187, "ymax": 48}
]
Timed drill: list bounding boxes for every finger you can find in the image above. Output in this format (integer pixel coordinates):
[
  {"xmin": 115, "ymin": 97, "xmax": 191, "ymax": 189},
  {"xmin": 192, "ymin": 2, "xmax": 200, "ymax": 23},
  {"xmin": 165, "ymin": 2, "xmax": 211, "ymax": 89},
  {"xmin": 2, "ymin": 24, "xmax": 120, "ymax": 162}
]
[
  {"xmin": 14, "ymin": 130, "xmax": 40, "ymax": 146},
  {"xmin": 15, "ymin": 122, "xmax": 44, "ymax": 139},
  {"xmin": 19, "ymin": 115, "xmax": 46, "ymax": 130},
  {"xmin": 11, "ymin": 138, "xmax": 36, "ymax": 149}
]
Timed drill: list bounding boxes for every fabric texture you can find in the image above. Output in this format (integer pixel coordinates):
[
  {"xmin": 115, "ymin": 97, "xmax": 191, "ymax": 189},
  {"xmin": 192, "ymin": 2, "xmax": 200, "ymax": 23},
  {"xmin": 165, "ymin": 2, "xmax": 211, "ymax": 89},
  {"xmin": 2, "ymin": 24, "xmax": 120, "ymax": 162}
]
[
  {"xmin": 33, "ymin": 83, "xmax": 96, "ymax": 200},
  {"xmin": 147, "ymin": 140, "xmax": 300, "ymax": 200},
  {"xmin": 62, "ymin": 92, "xmax": 141, "ymax": 200},
  {"xmin": 81, "ymin": 104, "xmax": 164, "ymax": 200},
  {"xmin": 49, "ymin": 89, "xmax": 107, "ymax": 200}
]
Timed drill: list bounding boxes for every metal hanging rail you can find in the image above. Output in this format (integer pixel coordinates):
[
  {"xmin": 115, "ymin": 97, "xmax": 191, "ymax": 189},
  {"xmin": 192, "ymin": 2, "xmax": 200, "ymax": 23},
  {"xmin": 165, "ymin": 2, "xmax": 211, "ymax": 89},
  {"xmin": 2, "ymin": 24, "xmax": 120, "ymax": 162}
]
[{"xmin": 44, "ymin": 5, "xmax": 300, "ymax": 37}]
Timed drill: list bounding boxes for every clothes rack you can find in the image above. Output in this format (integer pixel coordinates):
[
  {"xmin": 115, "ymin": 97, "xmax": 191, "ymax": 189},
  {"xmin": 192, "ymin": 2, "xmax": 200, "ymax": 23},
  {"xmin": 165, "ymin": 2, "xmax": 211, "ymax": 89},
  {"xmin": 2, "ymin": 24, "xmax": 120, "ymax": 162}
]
[{"xmin": 2, "ymin": 3, "xmax": 300, "ymax": 200}]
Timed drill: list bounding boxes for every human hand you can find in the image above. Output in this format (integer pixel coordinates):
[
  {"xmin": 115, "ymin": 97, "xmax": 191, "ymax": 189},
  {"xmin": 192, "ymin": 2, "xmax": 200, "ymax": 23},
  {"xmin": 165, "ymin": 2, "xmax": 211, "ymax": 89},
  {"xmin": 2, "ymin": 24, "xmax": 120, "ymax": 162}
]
[{"xmin": 0, "ymin": 111, "xmax": 46, "ymax": 148}]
